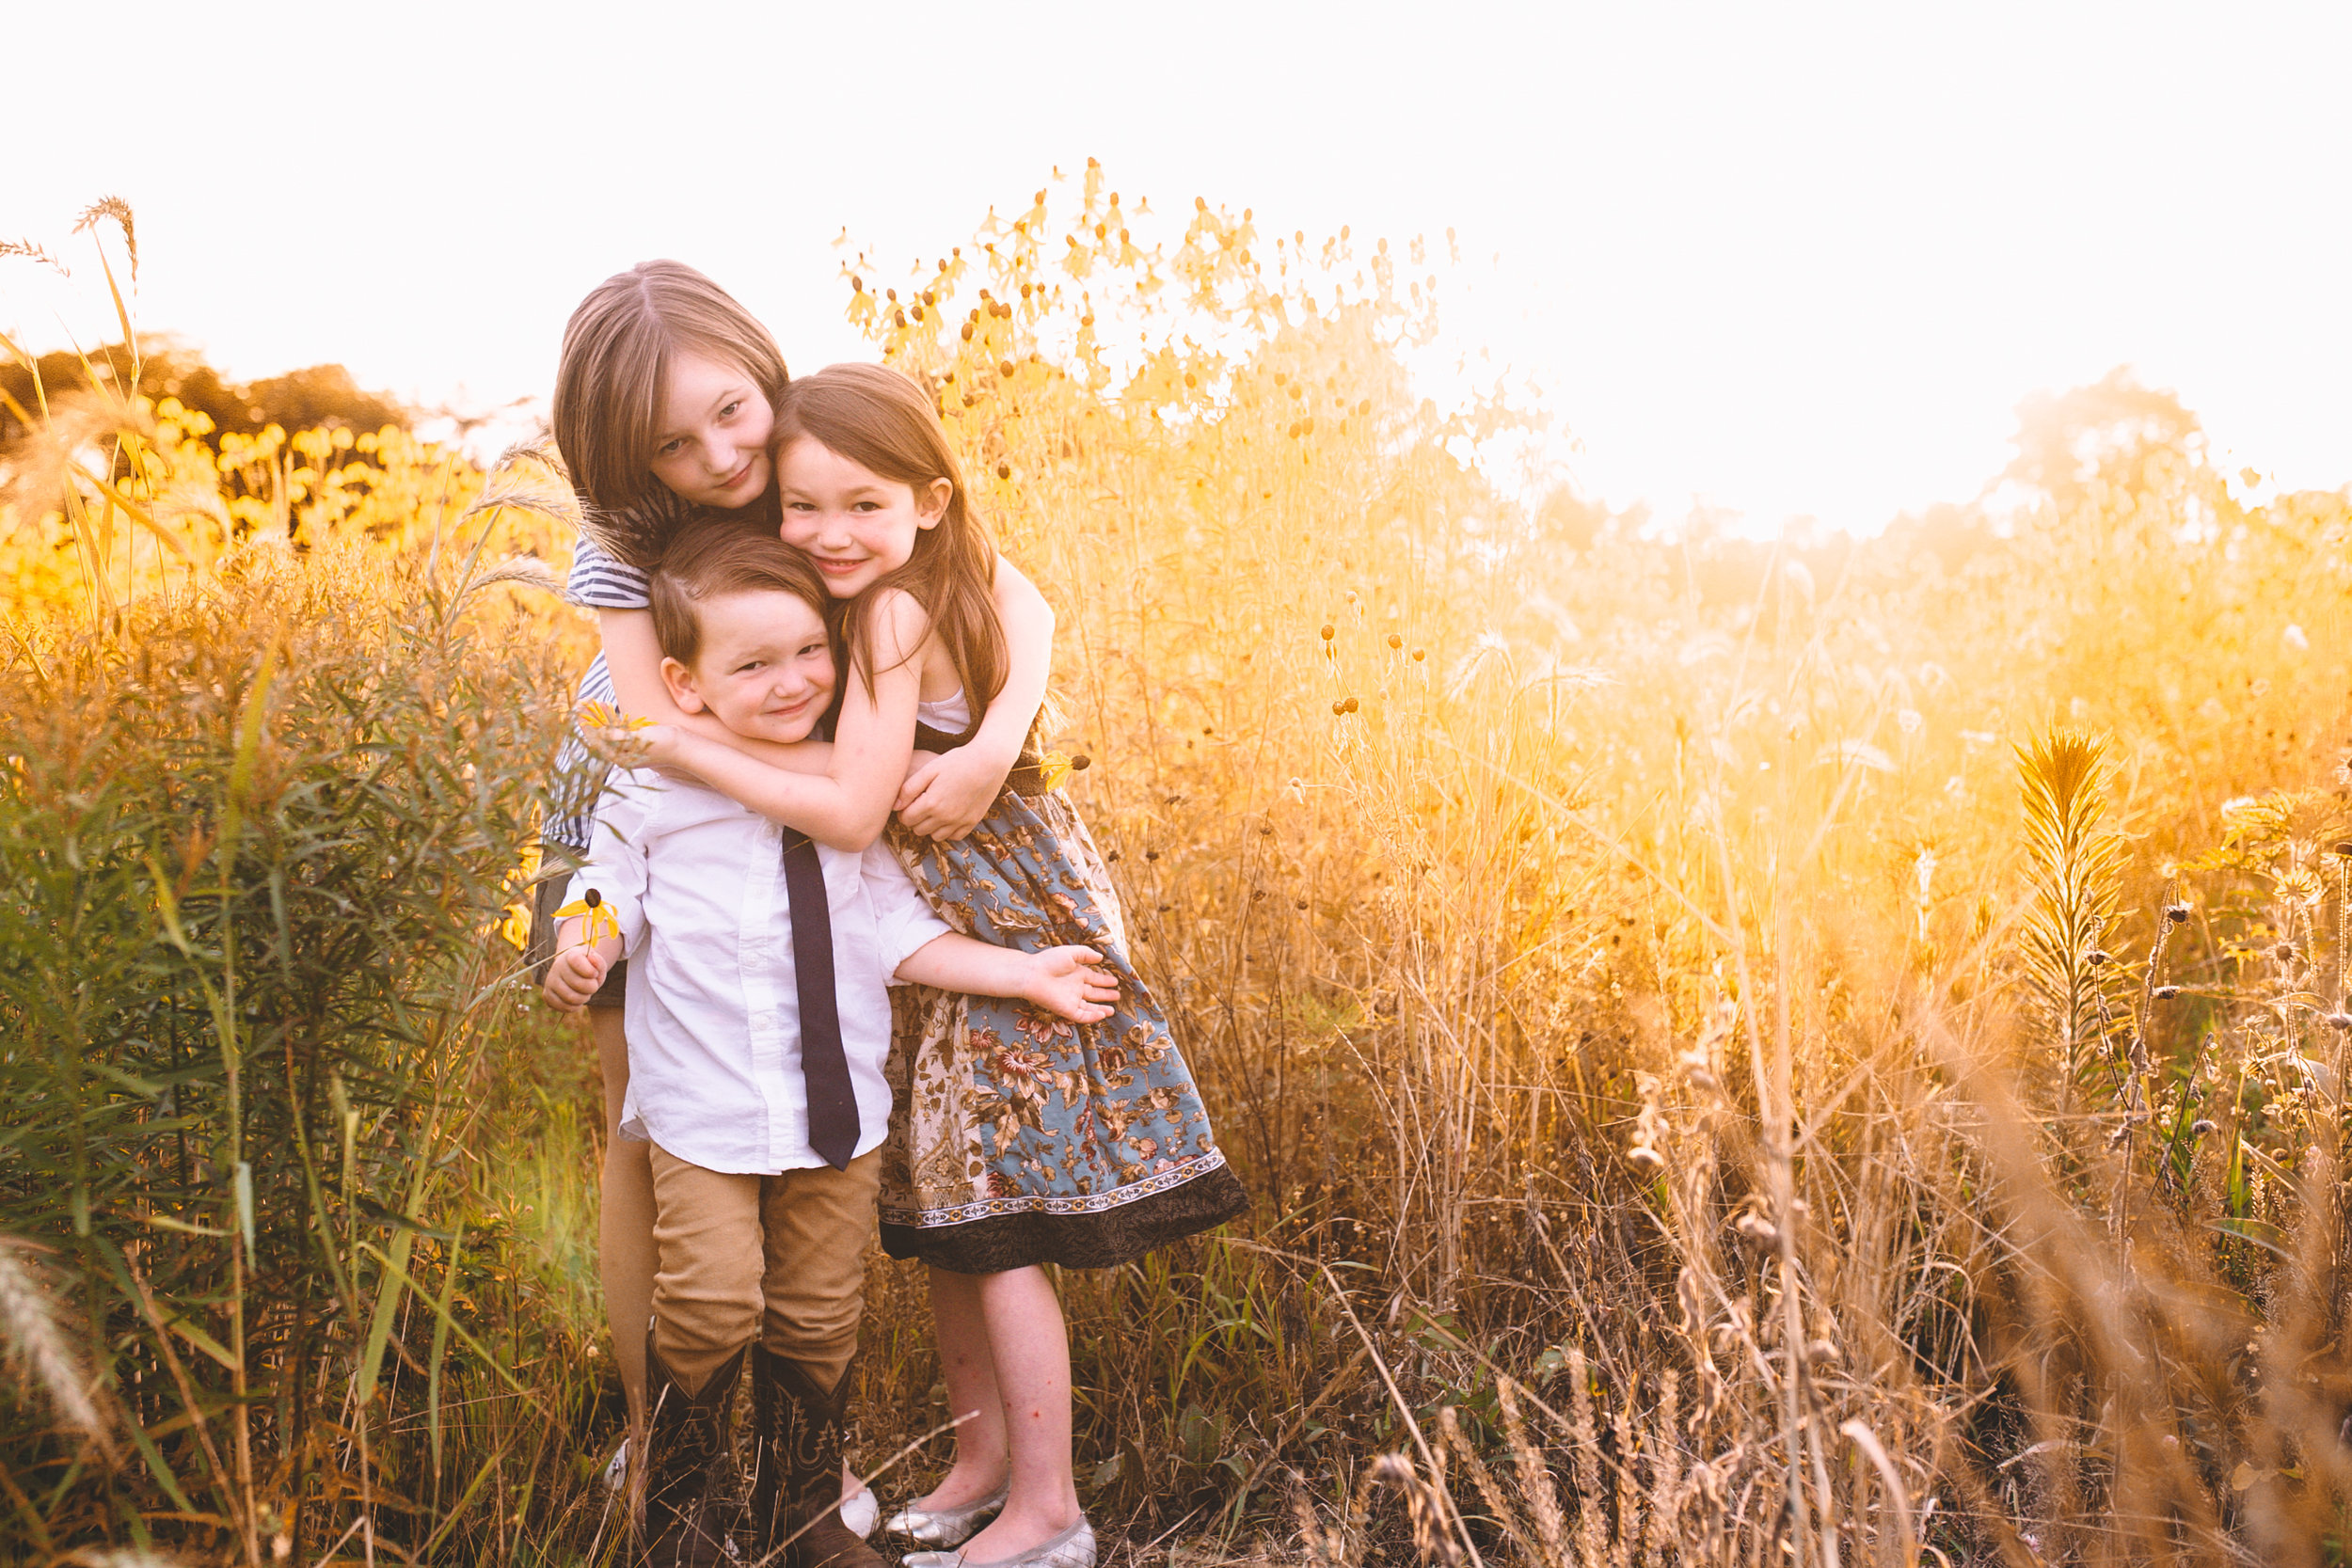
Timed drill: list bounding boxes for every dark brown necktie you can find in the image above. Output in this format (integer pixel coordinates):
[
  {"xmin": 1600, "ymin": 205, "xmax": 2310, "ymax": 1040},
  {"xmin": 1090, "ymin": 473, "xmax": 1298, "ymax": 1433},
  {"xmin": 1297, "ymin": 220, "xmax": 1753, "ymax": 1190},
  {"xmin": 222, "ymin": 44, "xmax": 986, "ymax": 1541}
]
[{"xmin": 780, "ymin": 831, "xmax": 857, "ymax": 1170}]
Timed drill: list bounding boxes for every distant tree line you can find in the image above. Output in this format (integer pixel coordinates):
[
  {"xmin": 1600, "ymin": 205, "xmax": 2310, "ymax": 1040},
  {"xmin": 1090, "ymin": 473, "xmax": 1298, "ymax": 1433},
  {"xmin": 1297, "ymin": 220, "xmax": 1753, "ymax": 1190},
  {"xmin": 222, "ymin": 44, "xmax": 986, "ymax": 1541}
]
[{"xmin": 0, "ymin": 341, "xmax": 408, "ymax": 449}]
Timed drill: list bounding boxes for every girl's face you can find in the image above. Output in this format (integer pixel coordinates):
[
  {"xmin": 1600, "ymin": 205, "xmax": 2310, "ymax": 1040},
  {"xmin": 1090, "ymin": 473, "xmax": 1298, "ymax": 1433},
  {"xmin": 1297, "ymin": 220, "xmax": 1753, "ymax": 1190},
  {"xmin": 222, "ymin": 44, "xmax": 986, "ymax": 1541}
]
[
  {"xmin": 648, "ymin": 352, "xmax": 773, "ymax": 509},
  {"xmin": 659, "ymin": 589, "xmax": 835, "ymax": 744},
  {"xmin": 775, "ymin": 436, "xmax": 952, "ymax": 599}
]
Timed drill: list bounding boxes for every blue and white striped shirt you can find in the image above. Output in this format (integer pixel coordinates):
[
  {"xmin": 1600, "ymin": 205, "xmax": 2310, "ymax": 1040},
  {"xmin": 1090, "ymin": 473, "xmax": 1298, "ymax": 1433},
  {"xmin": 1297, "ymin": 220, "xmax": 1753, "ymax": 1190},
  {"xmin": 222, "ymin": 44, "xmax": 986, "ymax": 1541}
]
[{"xmin": 546, "ymin": 536, "xmax": 655, "ymax": 853}]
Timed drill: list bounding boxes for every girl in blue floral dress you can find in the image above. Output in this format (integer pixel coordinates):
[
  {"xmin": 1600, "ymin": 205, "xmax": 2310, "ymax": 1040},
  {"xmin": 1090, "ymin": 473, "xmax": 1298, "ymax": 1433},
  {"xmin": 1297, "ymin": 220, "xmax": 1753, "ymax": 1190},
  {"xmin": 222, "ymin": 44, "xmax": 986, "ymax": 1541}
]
[{"xmin": 654, "ymin": 362, "xmax": 1246, "ymax": 1568}]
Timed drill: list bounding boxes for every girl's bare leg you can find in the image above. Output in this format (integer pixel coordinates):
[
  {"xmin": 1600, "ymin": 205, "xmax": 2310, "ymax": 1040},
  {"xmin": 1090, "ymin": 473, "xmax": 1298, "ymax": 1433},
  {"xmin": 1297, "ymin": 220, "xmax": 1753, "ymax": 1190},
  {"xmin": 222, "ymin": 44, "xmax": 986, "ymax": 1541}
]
[
  {"xmin": 594, "ymin": 1008, "xmax": 655, "ymax": 1435},
  {"xmin": 915, "ymin": 1265, "xmax": 1010, "ymax": 1508},
  {"xmin": 949, "ymin": 1265, "xmax": 1081, "ymax": 1560}
]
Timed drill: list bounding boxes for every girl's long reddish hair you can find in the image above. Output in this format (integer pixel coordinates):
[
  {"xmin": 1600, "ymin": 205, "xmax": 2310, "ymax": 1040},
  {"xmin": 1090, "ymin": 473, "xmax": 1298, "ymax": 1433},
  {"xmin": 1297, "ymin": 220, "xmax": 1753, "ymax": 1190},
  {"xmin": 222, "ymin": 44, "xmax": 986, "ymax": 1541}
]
[{"xmin": 771, "ymin": 364, "xmax": 1005, "ymax": 736}]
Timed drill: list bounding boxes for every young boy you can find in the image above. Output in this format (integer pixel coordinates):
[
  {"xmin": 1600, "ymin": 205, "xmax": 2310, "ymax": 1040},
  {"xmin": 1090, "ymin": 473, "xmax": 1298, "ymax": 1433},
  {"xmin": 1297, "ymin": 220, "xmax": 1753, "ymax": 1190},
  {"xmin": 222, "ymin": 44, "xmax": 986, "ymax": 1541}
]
[{"xmin": 544, "ymin": 520, "xmax": 1114, "ymax": 1568}]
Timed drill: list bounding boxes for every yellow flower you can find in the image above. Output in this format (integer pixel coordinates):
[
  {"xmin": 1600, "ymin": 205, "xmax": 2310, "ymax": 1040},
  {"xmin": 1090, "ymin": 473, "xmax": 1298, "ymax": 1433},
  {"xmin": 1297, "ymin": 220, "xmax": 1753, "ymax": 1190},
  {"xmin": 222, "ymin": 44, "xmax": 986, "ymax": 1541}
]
[
  {"xmin": 553, "ymin": 888, "xmax": 621, "ymax": 946},
  {"xmin": 574, "ymin": 701, "xmax": 655, "ymax": 733}
]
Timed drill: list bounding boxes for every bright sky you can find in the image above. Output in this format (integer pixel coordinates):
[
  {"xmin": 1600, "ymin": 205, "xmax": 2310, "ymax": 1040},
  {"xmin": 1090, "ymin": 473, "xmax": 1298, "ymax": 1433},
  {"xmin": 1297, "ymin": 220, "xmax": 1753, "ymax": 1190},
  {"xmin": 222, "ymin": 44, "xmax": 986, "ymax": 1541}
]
[{"xmin": 9, "ymin": 1, "xmax": 2348, "ymax": 535}]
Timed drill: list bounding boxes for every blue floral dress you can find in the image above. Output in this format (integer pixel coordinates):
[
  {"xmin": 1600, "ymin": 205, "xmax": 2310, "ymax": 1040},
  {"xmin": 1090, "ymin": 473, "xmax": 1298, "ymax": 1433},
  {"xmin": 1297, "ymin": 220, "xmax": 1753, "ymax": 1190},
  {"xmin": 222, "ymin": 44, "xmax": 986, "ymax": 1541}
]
[{"xmin": 877, "ymin": 697, "xmax": 1248, "ymax": 1274}]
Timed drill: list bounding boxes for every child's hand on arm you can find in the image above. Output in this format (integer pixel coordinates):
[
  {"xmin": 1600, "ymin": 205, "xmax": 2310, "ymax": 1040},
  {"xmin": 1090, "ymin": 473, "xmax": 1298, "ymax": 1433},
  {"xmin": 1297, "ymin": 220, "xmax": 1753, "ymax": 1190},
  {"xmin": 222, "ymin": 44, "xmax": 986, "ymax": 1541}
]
[
  {"xmin": 895, "ymin": 746, "xmax": 1017, "ymax": 840},
  {"xmin": 895, "ymin": 934, "xmax": 1119, "ymax": 1023}
]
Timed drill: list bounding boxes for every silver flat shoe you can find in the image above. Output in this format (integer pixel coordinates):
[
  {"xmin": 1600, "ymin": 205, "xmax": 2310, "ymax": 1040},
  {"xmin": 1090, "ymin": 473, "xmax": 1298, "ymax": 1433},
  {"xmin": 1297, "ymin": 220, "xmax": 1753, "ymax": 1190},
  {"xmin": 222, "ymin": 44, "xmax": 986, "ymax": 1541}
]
[
  {"xmin": 903, "ymin": 1515, "xmax": 1095, "ymax": 1568},
  {"xmin": 883, "ymin": 1481, "xmax": 1009, "ymax": 1547}
]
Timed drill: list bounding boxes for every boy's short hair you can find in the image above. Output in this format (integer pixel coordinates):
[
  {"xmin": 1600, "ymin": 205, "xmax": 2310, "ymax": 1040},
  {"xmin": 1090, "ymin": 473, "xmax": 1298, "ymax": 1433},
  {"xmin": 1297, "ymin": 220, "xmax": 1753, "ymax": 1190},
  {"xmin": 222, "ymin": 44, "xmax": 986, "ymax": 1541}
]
[{"xmin": 649, "ymin": 519, "xmax": 834, "ymax": 668}]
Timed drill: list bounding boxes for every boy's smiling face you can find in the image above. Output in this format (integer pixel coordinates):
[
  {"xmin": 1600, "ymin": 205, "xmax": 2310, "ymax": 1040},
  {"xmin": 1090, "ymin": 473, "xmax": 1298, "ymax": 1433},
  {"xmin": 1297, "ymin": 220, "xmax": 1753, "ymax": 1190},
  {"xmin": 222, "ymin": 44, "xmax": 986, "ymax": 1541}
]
[{"xmin": 659, "ymin": 590, "xmax": 835, "ymax": 744}]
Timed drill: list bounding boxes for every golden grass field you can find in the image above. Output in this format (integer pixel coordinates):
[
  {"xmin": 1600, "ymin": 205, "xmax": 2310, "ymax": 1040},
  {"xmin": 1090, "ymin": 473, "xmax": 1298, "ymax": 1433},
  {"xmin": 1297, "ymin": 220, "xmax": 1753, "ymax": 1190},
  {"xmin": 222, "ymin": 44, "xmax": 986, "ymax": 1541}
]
[{"xmin": 6, "ymin": 180, "xmax": 2352, "ymax": 1565}]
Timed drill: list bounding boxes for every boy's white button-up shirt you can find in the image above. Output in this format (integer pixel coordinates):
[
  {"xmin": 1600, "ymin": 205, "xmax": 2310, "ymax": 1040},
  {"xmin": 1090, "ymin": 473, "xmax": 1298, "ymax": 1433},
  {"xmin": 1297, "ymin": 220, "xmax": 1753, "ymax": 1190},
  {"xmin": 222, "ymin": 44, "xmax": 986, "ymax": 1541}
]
[{"xmin": 565, "ymin": 768, "xmax": 952, "ymax": 1176}]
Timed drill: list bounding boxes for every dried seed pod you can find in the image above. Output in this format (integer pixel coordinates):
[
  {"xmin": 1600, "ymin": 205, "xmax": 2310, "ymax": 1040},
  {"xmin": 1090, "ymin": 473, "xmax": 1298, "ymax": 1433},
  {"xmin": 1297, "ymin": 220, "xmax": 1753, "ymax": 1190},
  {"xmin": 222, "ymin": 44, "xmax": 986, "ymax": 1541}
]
[
  {"xmin": 1627, "ymin": 1144, "xmax": 1666, "ymax": 1175},
  {"xmin": 2191, "ymin": 1118, "xmax": 2218, "ymax": 1135},
  {"xmin": 2086, "ymin": 948, "xmax": 2113, "ymax": 967}
]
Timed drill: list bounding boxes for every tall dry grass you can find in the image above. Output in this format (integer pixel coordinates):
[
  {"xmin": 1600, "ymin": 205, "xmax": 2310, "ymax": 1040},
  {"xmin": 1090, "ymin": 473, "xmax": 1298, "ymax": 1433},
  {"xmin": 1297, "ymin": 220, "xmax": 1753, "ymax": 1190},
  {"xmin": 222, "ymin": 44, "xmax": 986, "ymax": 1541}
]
[{"xmin": 4, "ymin": 182, "xmax": 2351, "ymax": 1564}]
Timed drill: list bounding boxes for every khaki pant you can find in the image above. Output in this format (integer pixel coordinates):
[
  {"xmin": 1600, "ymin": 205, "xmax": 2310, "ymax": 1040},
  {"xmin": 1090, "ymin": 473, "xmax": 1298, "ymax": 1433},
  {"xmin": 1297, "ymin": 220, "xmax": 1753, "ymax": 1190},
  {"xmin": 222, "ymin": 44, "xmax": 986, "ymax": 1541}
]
[{"xmin": 647, "ymin": 1144, "xmax": 881, "ymax": 1395}]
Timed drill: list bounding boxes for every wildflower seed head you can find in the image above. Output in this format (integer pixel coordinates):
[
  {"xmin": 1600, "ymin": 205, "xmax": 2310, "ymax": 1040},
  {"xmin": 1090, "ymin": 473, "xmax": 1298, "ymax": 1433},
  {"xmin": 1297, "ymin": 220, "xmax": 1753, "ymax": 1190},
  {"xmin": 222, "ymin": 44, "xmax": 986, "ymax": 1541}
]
[
  {"xmin": 1342, "ymin": 696, "xmax": 1359, "ymax": 713},
  {"xmin": 2154, "ymin": 985, "xmax": 2182, "ymax": 1000},
  {"xmin": 2191, "ymin": 1118, "xmax": 2218, "ymax": 1135},
  {"xmin": 2334, "ymin": 841, "xmax": 2352, "ymax": 858},
  {"xmin": 1387, "ymin": 632, "xmax": 1403, "ymax": 650},
  {"xmin": 2166, "ymin": 903, "xmax": 2191, "ymax": 924},
  {"xmin": 1069, "ymin": 754, "xmax": 1091, "ymax": 771},
  {"xmin": 2276, "ymin": 942, "xmax": 2299, "ymax": 962},
  {"xmin": 1411, "ymin": 647, "xmax": 1426, "ymax": 661},
  {"xmin": 1734, "ymin": 1212, "xmax": 1777, "ymax": 1245},
  {"xmin": 2328, "ymin": 1012, "xmax": 2352, "ymax": 1032},
  {"xmin": 1627, "ymin": 1144, "xmax": 1666, "ymax": 1175},
  {"xmin": 2086, "ymin": 948, "xmax": 2113, "ymax": 968},
  {"xmin": 1320, "ymin": 624, "xmax": 1335, "ymax": 641},
  {"xmin": 1332, "ymin": 700, "xmax": 1346, "ymax": 716}
]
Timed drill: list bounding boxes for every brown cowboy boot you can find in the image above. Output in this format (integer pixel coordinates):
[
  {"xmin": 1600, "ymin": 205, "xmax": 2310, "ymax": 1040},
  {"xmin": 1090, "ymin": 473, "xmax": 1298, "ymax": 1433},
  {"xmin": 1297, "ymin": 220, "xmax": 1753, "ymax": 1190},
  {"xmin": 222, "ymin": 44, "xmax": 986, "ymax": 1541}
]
[
  {"xmin": 642, "ymin": 1338, "xmax": 747, "ymax": 1568},
  {"xmin": 749, "ymin": 1347, "xmax": 882, "ymax": 1568}
]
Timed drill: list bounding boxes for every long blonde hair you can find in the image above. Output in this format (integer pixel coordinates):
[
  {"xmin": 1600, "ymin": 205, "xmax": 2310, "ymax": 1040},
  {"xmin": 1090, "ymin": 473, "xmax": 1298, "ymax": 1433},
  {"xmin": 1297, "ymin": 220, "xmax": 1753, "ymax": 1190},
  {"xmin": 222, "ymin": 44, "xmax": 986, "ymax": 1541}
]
[
  {"xmin": 550, "ymin": 261, "xmax": 788, "ymax": 566},
  {"xmin": 771, "ymin": 364, "xmax": 1005, "ymax": 736}
]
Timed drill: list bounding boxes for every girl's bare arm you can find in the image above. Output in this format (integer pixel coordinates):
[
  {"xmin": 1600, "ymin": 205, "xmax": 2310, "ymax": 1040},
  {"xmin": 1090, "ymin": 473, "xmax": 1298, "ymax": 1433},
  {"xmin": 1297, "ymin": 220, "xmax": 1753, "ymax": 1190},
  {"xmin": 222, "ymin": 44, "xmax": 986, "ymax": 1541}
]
[
  {"xmin": 599, "ymin": 609, "xmax": 835, "ymax": 776},
  {"xmin": 971, "ymin": 554, "xmax": 1054, "ymax": 766},
  {"xmin": 894, "ymin": 554, "xmax": 1055, "ymax": 838},
  {"xmin": 645, "ymin": 593, "xmax": 928, "ymax": 852}
]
